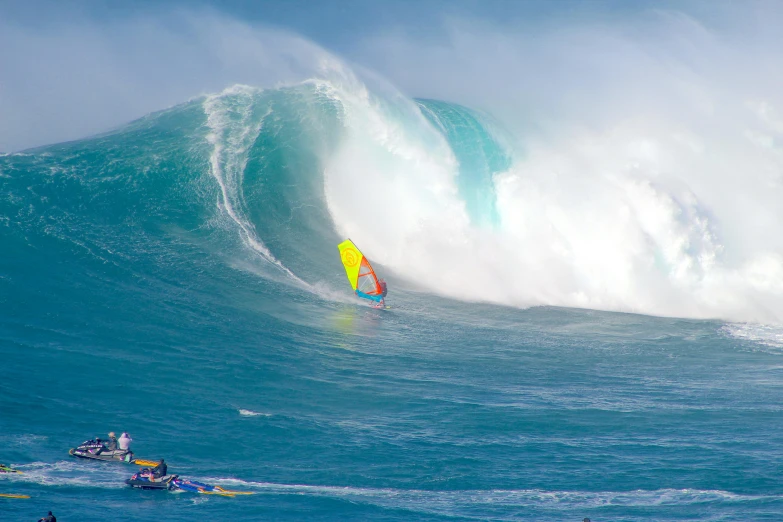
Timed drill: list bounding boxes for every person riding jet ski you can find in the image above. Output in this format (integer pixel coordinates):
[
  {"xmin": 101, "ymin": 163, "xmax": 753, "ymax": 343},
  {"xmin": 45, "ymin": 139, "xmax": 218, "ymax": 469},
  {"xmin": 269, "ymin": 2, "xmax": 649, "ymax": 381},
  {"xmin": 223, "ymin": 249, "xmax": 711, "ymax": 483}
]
[
  {"xmin": 118, "ymin": 432, "xmax": 132, "ymax": 451},
  {"xmin": 106, "ymin": 432, "xmax": 118, "ymax": 451},
  {"xmin": 151, "ymin": 459, "xmax": 167, "ymax": 479}
]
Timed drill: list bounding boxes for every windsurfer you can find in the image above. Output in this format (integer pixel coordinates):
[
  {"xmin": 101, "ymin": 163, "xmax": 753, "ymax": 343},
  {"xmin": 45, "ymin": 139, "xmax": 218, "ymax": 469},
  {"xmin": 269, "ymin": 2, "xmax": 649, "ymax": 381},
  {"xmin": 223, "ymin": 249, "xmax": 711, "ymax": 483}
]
[{"xmin": 339, "ymin": 239, "xmax": 388, "ymax": 307}]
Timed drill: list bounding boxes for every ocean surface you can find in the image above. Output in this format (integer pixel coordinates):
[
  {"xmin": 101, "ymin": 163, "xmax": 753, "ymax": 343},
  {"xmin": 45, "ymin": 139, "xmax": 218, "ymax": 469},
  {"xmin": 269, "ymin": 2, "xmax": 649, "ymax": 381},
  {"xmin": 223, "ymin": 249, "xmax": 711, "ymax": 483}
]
[{"xmin": 2, "ymin": 81, "xmax": 783, "ymax": 521}]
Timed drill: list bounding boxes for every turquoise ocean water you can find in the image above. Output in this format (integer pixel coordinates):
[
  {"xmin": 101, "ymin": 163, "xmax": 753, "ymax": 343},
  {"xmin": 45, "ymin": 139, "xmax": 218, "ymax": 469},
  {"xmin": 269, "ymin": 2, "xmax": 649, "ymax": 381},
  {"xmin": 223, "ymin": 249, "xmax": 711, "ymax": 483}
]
[{"xmin": 2, "ymin": 83, "xmax": 783, "ymax": 521}]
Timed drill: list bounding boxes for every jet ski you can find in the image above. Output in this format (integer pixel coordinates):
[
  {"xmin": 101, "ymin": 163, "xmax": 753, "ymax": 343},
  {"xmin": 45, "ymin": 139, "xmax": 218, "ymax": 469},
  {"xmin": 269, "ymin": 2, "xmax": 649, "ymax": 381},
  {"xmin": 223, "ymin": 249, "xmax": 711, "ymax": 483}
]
[
  {"xmin": 124, "ymin": 471, "xmax": 254, "ymax": 496},
  {"xmin": 125, "ymin": 469, "xmax": 179, "ymax": 490},
  {"xmin": 69, "ymin": 440, "xmax": 134, "ymax": 463},
  {"xmin": 0, "ymin": 464, "xmax": 22, "ymax": 474}
]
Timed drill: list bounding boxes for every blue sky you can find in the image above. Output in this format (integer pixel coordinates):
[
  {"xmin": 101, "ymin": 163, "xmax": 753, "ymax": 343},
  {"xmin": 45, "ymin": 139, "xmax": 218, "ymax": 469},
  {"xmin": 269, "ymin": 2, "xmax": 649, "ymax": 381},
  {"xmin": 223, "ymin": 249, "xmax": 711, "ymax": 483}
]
[{"xmin": 4, "ymin": 0, "xmax": 669, "ymax": 45}]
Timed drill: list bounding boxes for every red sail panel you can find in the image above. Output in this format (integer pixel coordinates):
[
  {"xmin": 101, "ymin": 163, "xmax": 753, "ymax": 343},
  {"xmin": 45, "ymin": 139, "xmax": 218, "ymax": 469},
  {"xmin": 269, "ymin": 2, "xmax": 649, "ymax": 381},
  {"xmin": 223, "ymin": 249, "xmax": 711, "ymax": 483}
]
[{"xmin": 357, "ymin": 257, "xmax": 381, "ymax": 295}]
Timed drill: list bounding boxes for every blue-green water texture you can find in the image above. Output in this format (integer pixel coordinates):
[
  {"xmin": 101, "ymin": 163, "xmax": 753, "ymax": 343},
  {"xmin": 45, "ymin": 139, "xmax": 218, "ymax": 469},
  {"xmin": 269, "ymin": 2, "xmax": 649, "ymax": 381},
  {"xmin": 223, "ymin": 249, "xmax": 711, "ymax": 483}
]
[{"xmin": 2, "ymin": 83, "xmax": 783, "ymax": 521}]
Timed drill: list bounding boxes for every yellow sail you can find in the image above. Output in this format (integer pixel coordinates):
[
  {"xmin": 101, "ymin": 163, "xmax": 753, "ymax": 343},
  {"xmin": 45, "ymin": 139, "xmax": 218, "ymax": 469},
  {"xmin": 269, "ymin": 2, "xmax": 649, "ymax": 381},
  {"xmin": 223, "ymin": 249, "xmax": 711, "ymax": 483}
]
[{"xmin": 338, "ymin": 239, "xmax": 363, "ymax": 290}]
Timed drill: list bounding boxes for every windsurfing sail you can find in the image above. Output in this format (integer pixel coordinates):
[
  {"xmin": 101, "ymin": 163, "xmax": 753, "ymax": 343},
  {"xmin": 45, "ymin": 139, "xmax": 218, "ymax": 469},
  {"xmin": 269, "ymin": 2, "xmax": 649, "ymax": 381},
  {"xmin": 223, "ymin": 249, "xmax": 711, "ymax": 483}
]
[{"xmin": 338, "ymin": 239, "xmax": 383, "ymax": 299}]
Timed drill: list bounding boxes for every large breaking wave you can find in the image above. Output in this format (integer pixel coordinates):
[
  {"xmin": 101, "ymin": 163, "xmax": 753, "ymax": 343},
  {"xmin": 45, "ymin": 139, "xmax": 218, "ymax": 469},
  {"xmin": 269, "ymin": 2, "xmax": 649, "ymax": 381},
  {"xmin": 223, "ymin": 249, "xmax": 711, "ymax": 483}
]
[
  {"xmin": 197, "ymin": 65, "xmax": 783, "ymax": 323},
  {"xmin": 3, "ymin": 22, "xmax": 783, "ymax": 324}
]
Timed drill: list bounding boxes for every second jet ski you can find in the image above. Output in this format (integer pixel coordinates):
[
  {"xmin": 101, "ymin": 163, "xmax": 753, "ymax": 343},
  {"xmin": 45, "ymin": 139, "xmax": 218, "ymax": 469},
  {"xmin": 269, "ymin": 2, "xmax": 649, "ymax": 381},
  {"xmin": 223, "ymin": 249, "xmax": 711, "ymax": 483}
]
[
  {"xmin": 125, "ymin": 469, "xmax": 179, "ymax": 490},
  {"xmin": 69, "ymin": 439, "xmax": 134, "ymax": 463}
]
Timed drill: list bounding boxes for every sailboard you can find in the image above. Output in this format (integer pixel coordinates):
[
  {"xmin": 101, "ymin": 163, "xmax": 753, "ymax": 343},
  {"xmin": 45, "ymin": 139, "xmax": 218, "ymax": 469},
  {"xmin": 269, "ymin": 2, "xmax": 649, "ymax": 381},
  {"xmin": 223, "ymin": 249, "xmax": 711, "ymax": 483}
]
[{"xmin": 338, "ymin": 239, "xmax": 384, "ymax": 303}]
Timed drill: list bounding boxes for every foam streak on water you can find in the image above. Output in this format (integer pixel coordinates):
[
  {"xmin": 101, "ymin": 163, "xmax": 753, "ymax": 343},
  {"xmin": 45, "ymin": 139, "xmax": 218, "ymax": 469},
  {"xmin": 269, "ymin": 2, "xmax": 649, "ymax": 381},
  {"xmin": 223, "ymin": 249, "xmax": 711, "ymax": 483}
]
[{"xmin": 203, "ymin": 85, "xmax": 307, "ymax": 286}]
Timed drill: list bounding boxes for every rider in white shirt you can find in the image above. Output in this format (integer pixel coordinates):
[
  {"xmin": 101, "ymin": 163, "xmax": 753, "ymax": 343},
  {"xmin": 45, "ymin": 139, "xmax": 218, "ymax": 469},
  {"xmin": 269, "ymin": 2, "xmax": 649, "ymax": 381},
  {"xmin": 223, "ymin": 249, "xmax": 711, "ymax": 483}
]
[{"xmin": 118, "ymin": 432, "xmax": 132, "ymax": 451}]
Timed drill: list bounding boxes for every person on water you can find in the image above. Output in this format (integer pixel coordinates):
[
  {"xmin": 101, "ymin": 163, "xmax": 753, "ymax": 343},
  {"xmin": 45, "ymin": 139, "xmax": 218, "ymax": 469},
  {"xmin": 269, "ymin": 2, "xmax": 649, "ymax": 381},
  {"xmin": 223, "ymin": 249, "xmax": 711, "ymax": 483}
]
[
  {"xmin": 106, "ymin": 432, "xmax": 118, "ymax": 451},
  {"xmin": 152, "ymin": 458, "xmax": 167, "ymax": 478},
  {"xmin": 118, "ymin": 432, "xmax": 132, "ymax": 451},
  {"xmin": 38, "ymin": 511, "xmax": 56, "ymax": 522}
]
